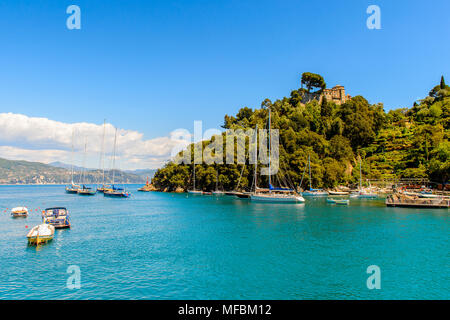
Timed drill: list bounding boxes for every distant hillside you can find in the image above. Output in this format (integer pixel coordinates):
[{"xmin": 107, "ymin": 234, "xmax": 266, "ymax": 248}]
[
  {"xmin": 0, "ymin": 158, "xmax": 145, "ymax": 184},
  {"xmin": 49, "ymin": 161, "xmax": 157, "ymax": 180},
  {"xmin": 124, "ymin": 169, "xmax": 157, "ymax": 179},
  {"xmin": 48, "ymin": 161, "xmax": 93, "ymax": 171}
]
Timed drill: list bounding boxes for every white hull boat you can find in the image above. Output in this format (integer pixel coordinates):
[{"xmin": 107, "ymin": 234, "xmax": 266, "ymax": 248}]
[
  {"xmin": 11, "ymin": 207, "xmax": 28, "ymax": 218},
  {"xmin": 188, "ymin": 190, "xmax": 203, "ymax": 194},
  {"xmin": 251, "ymin": 194, "xmax": 305, "ymax": 203},
  {"xmin": 328, "ymin": 191, "xmax": 349, "ymax": 196},
  {"xmin": 302, "ymin": 190, "xmax": 329, "ymax": 197}
]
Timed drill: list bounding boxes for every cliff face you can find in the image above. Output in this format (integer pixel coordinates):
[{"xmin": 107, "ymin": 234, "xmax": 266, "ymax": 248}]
[{"xmin": 0, "ymin": 158, "xmax": 145, "ymax": 184}]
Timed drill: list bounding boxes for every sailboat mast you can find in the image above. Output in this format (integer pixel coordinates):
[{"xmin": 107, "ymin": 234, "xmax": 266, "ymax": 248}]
[
  {"xmin": 82, "ymin": 138, "xmax": 87, "ymax": 185},
  {"xmin": 215, "ymin": 168, "xmax": 218, "ymax": 192},
  {"xmin": 254, "ymin": 124, "xmax": 258, "ymax": 192},
  {"xmin": 100, "ymin": 119, "xmax": 106, "ymax": 186},
  {"xmin": 268, "ymin": 107, "xmax": 271, "ymax": 193},
  {"xmin": 111, "ymin": 128, "xmax": 118, "ymax": 186},
  {"xmin": 70, "ymin": 129, "xmax": 75, "ymax": 185},
  {"xmin": 359, "ymin": 157, "xmax": 362, "ymax": 190},
  {"xmin": 308, "ymin": 154, "xmax": 312, "ymax": 191},
  {"xmin": 193, "ymin": 164, "xmax": 196, "ymax": 191}
]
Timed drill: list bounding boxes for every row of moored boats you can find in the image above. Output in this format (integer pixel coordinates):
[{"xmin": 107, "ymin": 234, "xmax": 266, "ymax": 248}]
[{"xmin": 11, "ymin": 207, "xmax": 71, "ymax": 245}]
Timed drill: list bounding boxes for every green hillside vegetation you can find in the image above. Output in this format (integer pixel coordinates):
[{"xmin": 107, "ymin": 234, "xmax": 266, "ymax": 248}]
[
  {"xmin": 0, "ymin": 158, "xmax": 145, "ymax": 184},
  {"xmin": 152, "ymin": 74, "xmax": 450, "ymax": 192}
]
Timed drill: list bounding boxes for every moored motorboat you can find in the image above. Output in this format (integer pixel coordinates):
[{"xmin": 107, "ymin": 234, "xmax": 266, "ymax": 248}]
[
  {"xmin": 187, "ymin": 190, "xmax": 203, "ymax": 194},
  {"xmin": 351, "ymin": 190, "xmax": 378, "ymax": 199},
  {"xmin": 42, "ymin": 207, "xmax": 71, "ymax": 229},
  {"xmin": 27, "ymin": 224, "xmax": 55, "ymax": 245},
  {"xmin": 212, "ymin": 191, "xmax": 225, "ymax": 195},
  {"xmin": 328, "ymin": 190, "xmax": 350, "ymax": 196},
  {"xmin": 386, "ymin": 193, "xmax": 449, "ymax": 208},
  {"xmin": 11, "ymin": 207, "xmax": 28, "ymax": 218},
  {"xmin": 302, "ymin": 189, "xmax": 329, "ymax": 197},
  {"xmin": 327, "ymin": 198, "xmax": 350, "ymax": 205}
]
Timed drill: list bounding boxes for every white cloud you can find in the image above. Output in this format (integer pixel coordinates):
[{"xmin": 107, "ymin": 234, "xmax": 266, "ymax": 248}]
[{"xmin": 0, "ymin": 113, "xmax": 190, "ymax": 169}]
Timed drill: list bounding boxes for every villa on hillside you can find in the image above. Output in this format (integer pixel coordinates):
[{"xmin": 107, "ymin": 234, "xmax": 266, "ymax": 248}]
[{"xmin": 322, "ymin": 85, "xmax": 351, "ymax": 105}]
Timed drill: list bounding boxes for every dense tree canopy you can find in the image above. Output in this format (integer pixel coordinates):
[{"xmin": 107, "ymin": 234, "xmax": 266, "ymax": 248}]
[
  {"xmin": 152, "ymin": 75, "xmax": 449, "ymax": 191},
  {"xmin": 301, "ymin": 72, "xmax": 326, "ymax": 93}
]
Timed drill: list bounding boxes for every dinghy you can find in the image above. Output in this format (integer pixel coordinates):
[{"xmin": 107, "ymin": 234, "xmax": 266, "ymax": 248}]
[
  {"xmin": 11, "ymin": 207, "xmax": 28, "ymax": 218},
  {"xmin": 328, "ymin": 190, "xmax": 349, "ymax": 196},
  {"xmin": 27, "ymin": 224, "xmax": 55, "ymax": 245},
  {"xmin": 327, "ymin": 198, "xmax": 350, "ymax": 205}
]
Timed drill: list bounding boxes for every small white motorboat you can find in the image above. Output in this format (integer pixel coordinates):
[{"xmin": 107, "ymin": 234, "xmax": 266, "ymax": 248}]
[
  {"xmin": 328, "ymin": 191, "xmax": 350, "ymax": 196},
  {"xmin": 27, "ymin": 224, "xmax": 55, "ymax": 245},
  {"xmin": 327, "ymin": 198, "xmax": 350, "ymax": 205},
  {"xmin": 11, "ymin": 207, "xmax": 28, "ymax": 218},
  {"xmin": 187, "ymin": 190, "xmax": 203, "ymax": 194},
  {"xmin": 251, "ymin": 193, "xmax": 305, "ymax": 203}
]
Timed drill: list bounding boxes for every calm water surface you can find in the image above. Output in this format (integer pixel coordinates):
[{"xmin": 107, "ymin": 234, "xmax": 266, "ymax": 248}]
[{"xmin": 0, "ymin": 185, "xmax": 448, "ymax": 299}]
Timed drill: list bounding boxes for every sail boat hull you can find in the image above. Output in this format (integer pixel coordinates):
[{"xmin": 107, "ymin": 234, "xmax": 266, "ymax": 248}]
[
  {"xmin": 104, "ymin": 191, "xmax": 130, "ymax": 198},
  {"xmin": 302, "ymin": 191, "xmax": 329, "ymax": 197},
  {"xmin": 77, "ymin": 188, "xmax": 97, "ymax": 195},
  {"xmin": 251, "ymin": 194, "xmax": 305, "ymax": 203}
]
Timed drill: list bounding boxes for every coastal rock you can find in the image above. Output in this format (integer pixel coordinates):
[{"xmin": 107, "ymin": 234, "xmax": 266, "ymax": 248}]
[{"xmin": 175, "ymin": 187, "xmax": 184, "ymax": 193}]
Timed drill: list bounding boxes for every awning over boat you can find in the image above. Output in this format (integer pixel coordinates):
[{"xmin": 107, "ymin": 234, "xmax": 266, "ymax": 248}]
[{"xmin": 269, "ymin": 184, "xmax": 294, "ymax": 192}]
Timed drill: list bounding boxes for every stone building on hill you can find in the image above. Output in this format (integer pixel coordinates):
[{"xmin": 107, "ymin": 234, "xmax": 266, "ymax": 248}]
[{"xmin": 322, "ymin": 85, "xmax": 351, "ymax": 105}]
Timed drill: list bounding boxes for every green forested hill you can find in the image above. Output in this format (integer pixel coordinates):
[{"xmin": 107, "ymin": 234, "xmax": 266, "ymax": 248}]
[
  {"xmin": 152, "ymin": 74, "xmax": 450, "ymax": 192},
  {"xmin": 0, "ymin": 158, "xmax": 145, "ymax": 184}
]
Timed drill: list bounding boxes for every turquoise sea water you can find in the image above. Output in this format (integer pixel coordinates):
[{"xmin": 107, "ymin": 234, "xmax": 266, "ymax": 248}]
[{"xmin": 0, "ymin": 185, "xmax": 448, "ymax": 300}]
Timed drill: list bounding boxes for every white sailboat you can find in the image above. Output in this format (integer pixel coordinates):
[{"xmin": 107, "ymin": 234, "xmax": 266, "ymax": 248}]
[
  {"xmin": 188, "ymin": 164, "xmax": 202, "ymax": 194},
  {"xmin": 97, "ymin": 120, "xmax": 111, "ymax": 193},
  {"xmin": 104, "ymin": 127, "xmax": 130, "ymax": 198},
  {"xmin": 77, "ymin": 138, "xmax": 96, "ymax": 195},
  {"xmin": 302, "ymin": 154, "xmax": 328, "ymax": 197},
  {"xmin": 65, "ymin": 129, "xmax": 81, "ymax": 194},
  {"xmin": 212, "ymin": 169, "xmax": 224, "ymax": 195},
  {"xmin": 250, "ymin": 109, "xmax": 305, "ymax": 203},
  {"xmin": 351, "ymin": 158, "xmax": 377, "ymax": 199}
]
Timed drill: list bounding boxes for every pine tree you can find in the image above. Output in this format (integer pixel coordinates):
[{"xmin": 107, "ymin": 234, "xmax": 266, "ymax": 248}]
[{"xmin": 440, "ymin": 75, "xmax": 446, "ymax": 89}]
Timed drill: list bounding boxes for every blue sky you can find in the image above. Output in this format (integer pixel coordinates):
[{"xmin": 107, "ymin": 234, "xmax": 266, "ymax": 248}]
[{"xmin": 0, "ymin": 0, "xmax": 449, "ymax": 168}]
